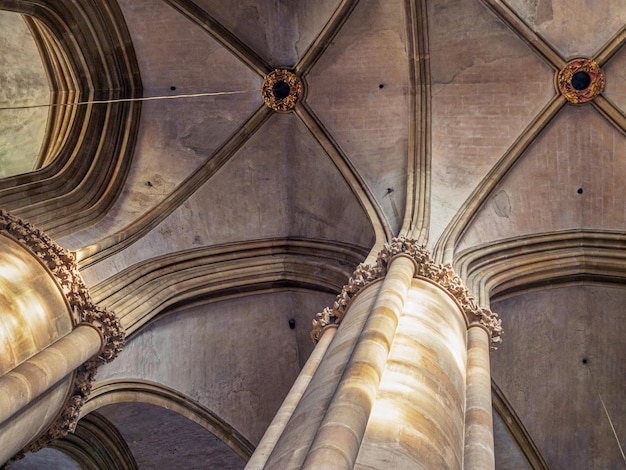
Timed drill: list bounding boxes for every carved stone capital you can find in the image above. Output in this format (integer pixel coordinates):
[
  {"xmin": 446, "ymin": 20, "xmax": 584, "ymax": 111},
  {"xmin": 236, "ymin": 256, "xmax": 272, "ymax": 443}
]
[
  {"xmin": 0, "ymin": 210, "xmax": 124, "ymax": 455},
  {"xmin": 311, "ymin": 237, "xmax": 502, "ymax": 345}
]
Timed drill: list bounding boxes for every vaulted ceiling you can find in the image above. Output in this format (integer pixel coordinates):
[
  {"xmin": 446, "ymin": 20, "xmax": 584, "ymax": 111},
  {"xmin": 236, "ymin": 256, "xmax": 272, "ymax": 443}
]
[{"xmin": 3, "ymin": 0, "xmax": 626, "ymax": 468}]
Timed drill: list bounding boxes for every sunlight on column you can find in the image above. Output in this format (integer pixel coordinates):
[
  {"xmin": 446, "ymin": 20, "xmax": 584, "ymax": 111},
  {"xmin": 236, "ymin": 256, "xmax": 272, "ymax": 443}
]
[
  {"xmin": 358, "ymin": 278, "xmax": 468, "ymax": 469},
  {"xmin": 0, "ymin": 235, "xmax": 73, "ymax": 375}
]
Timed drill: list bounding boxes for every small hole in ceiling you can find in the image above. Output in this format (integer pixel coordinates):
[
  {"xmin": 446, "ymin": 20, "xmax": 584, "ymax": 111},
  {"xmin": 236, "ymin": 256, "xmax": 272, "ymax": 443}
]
[
  {"xmin": 571, "ymin": 71, "xmax": 591, "ymax": 91},
  {"xmin": 582, "ymin": 357, "xmax": 588, "ymax": 364},
  {"xmin": 272, "ymin": 81, "xmax": 291, "ymax": 100},
  {"xmin": 577, "ymin": 188, "xmax": 583, "ymax": 194},
  {"xmin": 379, "ymin": 84, "xmax": 384, "ymax": 89},
  {"xmin": 170, "ymin": 86, "xmax": 176, "ymax": 91}
]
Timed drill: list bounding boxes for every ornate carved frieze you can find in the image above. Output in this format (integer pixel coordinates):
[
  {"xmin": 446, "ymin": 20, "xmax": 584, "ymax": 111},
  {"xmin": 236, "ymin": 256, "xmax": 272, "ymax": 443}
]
[
  {"xmin": 311, "ymin": 237, "xmax": 502, "ymax": 345},
  {"xmin": 0, "ymin": 210, "xmax": 124, "ymax": 456}
]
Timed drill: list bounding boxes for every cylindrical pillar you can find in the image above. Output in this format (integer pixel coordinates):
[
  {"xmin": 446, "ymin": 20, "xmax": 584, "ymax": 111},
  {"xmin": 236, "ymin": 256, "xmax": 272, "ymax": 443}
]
[
  {"xmin": 263, "ymin": 280, "xmax": 382, "ymax": 469},
  {"xmin": 256, "ymin": 237, "xmax": 501, "ymax": 470},
  {"xmin": 464, "ymin": 325, "xmax": 495, "ymax": 469},
  {"xmin": 303, "ymin": 255, "xmax": 416, "ymax": 469},
  {"xmin": 356, "ymin": 278, "xmax": 468, "ymax": 469},
  {"xmin": 0, "ymin": 324, "xmax": 103, "ymax": 424},
  {"xmin": 246, "ymin": 327, "xmax": 337, "ymax": 469},
  {"xmin": 0, "ymin": 379, "xmax": 72, "ymax": 465},
  {"xmin": 0, "ymin": 211, "xmax": 124, "ymax": 467}
]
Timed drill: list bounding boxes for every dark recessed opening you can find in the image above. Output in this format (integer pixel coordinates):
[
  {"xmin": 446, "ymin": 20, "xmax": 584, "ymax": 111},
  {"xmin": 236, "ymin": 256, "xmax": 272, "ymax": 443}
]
[
  {"xmin": 272, "ymin": 80, "xmax": 291, "ymax": 100},
  {"xmin": 577, "ymin": 188, "xmax": 583, "ymax": 194},
  {"xmin": 170, "ymin": 86, "xmax": 176, "ymax": 91},
  {"xmin": 379, "ymin": 84, "xmax": 384, "ymax": 89},
  {"xmin": 288, "ymin": 318, "xmax": 296, "ymax": 330},
  {"xmin": 582, "ymin": 357, "xmax": 588, "ymax": 364},
  {"xmin": 571, "ymin": 71, "xmax": 591, "ymax": 90}
]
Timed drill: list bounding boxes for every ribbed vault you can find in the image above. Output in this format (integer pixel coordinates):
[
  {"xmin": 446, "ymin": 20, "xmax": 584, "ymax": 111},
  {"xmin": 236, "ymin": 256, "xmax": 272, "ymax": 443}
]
[{"xmin": 3, "ymin": 0, "xmax": 626, "ymax": 468}]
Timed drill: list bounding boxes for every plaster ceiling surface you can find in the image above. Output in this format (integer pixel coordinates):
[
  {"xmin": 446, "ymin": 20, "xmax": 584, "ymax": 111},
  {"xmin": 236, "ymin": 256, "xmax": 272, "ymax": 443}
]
[
  {"xmin": 427, "ymin": 0, "xmax": 555, "ymax": 247},
  {"xmin": 80, "ymin": 111, "xmax": 375, "ymax": 285},
  {"xmin": 505, "ymin": 0, "xmax": 626, "ymax": 58},
  {"xmin": 457, "ymin": 105, "xmax": 626, "ymax": 250},
  {"xmin": 193, "ymin": 0, "xmax": 342, "ymax": 66},
  {"xmin": 96, "ymin": 290, "xmax": 330, "ymax": 444},
  {"xmin": 58, "ymin": 0, "xmax": 263, "ymax": 250},
  {"xmin": 10, "ymin": 448, "xmax": 80, "ymax": 470},
  {"xmin": 0, "ymin": 11, "xmax": 49, "ymax": 179},
  {"xmin": 306, "ymin": 0, "xmax": 410, "ymax": 234},
  {"xmin": 603, "ymin": 44, "xmax": 626, "ymax": 112}
]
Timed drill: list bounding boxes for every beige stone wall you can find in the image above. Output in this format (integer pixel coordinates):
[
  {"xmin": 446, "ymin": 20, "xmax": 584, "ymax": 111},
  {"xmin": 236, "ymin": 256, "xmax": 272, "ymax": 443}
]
[
  {"xmin": 97, "ymin": 290, "xmax": 335, "ymax": 446},
  {"xmin": 491, "ymin": 285, "xmax": 626, "ymax": 469}
]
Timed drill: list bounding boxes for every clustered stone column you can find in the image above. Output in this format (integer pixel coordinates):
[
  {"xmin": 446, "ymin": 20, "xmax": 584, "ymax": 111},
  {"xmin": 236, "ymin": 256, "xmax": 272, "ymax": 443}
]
[
  {"xmin": 303, "ymin": 254, "xmax": 416, "ymax": 468},
  {"xmin": 464, "ymin": 323, "xmax": 496, "ymax": 468},
  {"xmin": 0, "ymin": 211, "xmax": 124, "ymax": 465},
  {"xmin": 247, "ymin": 237, "xmax": 502, "ymax": 469},
  {"xmin": 246, "ymin": 327, "xmax": 337, "ymax": 469}
]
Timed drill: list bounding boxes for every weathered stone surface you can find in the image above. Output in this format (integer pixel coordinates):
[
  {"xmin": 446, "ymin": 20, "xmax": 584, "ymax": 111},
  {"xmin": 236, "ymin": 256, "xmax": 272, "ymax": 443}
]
[
  {"xmin": 99, "ymin": 402, "xmax": 245, "ymax": 469},
  {"xmin": 493, "ymin": 411, "xmax": 532, "ymax": 469},
  {"xmin": 96, "ymin": 290, "xmax": 332, "ymax": 444},
  {"xmin": 3, "ymin": 0, "xmax": 626, "ymax": 468},
  {"xmin": 428, "ymin": 0, "xmax": 554, "ymax": 248},
  {"xmin": 458, "ymin": 106, "xmax": 626, "ymax": 250},
  {"xmin": 59, "ymin": 0, "xmax": 262, "ymax": 250},
  {"xmin": 10, "ymin": 447, "xmax": 81, "ymax": 470},
  {"xmin": 194, "ymin": 0, "xmax": 341, "ymax": 67},
  {"xmin": 506, "ymin": 0, "xmax": 626, "ymax": 58},
  {"xmin": 0, "ymin": 12, "xmax": 48, "ymax": 178},
  {"xmin": 491, "ymin": 285, "xmax": 626, "ymax": 469},
  {"xmin": 603, "ymin": 44, "xmax": 626, "ymax": 114},
  {"xmin": 82, "ymin": 113, "xmax": 374, "ymax": 285},
  {"xmin": 307, "ymin": 0, "xmax": 409, "ymax": 234}
]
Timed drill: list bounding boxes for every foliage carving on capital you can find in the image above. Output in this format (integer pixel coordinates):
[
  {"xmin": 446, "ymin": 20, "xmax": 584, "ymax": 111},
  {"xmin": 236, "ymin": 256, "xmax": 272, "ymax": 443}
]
[
  {"xmin": 311, "ymin": 237, "xmax": 502, "ymax": 345},
  {"xmin": 311, "ymin": 262, "xmax": 381, "ymax": 341},
  {"xmin": 0, "ymin": 210, "xmax": 125, "ymax": 457}
]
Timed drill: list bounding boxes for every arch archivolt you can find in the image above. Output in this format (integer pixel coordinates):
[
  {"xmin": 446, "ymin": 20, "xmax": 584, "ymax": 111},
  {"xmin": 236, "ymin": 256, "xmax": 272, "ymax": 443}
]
[
  {"xmin": 453, "ymin": 230, "xmax": 626, "ymax": 308},
  {"xmin": 83, "ymin": 379, "xmax": 255, "ymax": 462}
]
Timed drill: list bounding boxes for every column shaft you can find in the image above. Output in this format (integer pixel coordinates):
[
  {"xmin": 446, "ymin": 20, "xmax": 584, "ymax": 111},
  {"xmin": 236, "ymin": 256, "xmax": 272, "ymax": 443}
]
[
  {"xmin": 246, "ymin": 327, "xmax": 337, "ymax": 469},
  {"xmin": 263, "ymin": 282, "xmax": 382, "ymax": 469},
  {"xmin": 464, "ymin": 325, "xmax": 495, "ymax": 469},
  {"xmin": 356, "ymin": 278, "xmax": 468, "ymax": 469},
  {"xmin": 0, "ymin": 324, "xmax": 103, "ymax": 424},
  {"xmin": 303, "ymin": 255, "xmax": 416, "ymax": 469}
]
